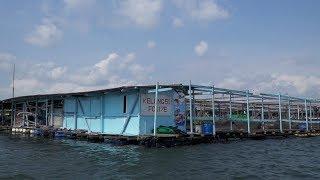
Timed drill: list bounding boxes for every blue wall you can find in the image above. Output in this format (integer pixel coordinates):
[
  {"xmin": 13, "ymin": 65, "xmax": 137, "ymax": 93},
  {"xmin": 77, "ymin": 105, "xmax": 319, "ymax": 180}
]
[
  {"xmin": 63, "ymin": 90, "xmax": 140, "ymax": 136},
  {"xmin": 63, "ymin": 88, "xmax": 186, "ymax": 136}
]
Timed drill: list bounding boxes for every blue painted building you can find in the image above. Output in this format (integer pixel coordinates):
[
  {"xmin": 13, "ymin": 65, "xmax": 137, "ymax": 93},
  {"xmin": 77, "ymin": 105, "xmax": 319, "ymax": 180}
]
[{"xmin": 62, "ymin": 85, "xmax": 187, "ymax": 136}]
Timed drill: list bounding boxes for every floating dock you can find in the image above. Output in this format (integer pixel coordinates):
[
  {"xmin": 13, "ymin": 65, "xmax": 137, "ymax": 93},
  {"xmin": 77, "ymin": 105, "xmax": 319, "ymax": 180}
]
[{"xmin": 1, "ymin": 83, "xmax": 320, "ymax": 147}]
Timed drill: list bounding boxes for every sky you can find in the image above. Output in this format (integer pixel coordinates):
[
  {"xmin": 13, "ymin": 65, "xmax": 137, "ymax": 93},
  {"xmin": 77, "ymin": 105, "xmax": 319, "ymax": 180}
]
[{"xmin": 0, "ymin": 0, "xmax": 320, "ymax": 99}]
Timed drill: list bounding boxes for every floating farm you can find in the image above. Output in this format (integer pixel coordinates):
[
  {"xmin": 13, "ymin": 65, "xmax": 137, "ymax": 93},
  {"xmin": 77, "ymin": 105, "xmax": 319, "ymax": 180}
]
[{"xmin": 1, "ymin": 82, "xmax": 320, "ymax": 147}]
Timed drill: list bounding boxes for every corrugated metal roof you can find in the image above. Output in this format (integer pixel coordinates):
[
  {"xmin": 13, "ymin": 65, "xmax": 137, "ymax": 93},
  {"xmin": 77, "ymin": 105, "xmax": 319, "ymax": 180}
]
[{"xmin": 0, "ymin": 84, "xmax": 186, "ymax": 103}]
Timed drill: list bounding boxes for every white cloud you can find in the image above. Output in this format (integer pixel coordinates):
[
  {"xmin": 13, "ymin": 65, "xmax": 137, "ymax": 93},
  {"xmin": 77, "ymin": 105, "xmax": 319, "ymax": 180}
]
[
  {"xmin": 50, "ymin": 67, "xmax": 67, "ymax": 80},
  {"xmin": 72, "ymin": 52, "xmax": 153, "ymax": 85},
  {"xmin": 25, "ymin": 18, "xmax": 62, "ymax": 47},
  {"xmin": 270, "ymin": 74, "xmax": 320, "ymax": 94},
  {"xmin": 174, "ymin": 0, "xmax": 229, "ymax": 22},
  {"xmin": 0, "ymin": 52, "xmax": 154, "ymax": 99},
  {"xmin": 64, "ymin": 0, "xmax": 96, "ymax": 11},
  {"xmin": 0, "ymin": 53, "xmax": 15, "ymax": 70},
  {"xmin": 217, "ymin": 77, "xmax": 245, "ymax": 90},
  {"xmin": 117, "ymin": 0, "xmax": 163, "ymax": 28},
  {"xmin": 194, "ymin": 41, "xmax": 208, "ymax": 56},
  {"xmin": 13, "ymin": 78, "xmax": 46, "ymax": 96},
  {"xmin": 172, "ymin": 17, "xmax": 184, "ymax": 28},
  {"xmin": 147, "ymin": 41, "xmax": 156, "ymax": 49}
]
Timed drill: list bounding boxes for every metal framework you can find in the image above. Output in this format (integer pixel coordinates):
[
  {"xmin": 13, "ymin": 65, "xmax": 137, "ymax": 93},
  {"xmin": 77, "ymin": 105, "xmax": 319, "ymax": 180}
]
[{"xmin": 1, "ymin": 83, "xmax": 320, "ymax": 135}]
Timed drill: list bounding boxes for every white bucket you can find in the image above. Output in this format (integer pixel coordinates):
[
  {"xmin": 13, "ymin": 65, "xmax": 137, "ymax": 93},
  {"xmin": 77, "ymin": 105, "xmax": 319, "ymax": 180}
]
[{"xmin": 195, "ymin": 124, "xmax": 202, "ymax": 134}]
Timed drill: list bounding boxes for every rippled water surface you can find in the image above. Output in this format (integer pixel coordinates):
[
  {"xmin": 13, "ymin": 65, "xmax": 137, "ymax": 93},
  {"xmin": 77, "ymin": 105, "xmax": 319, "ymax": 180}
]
[{"xmin": 0, "ymin": 133, "xmax": 319, "ymax": 179}]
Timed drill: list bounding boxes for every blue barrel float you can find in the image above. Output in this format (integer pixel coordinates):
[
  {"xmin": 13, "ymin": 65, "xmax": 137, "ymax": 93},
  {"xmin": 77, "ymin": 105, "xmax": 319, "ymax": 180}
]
[
  {"xmin": 299, "ymin": 123, "xmax": 307, "ymax": 131},
  {"xmin": 202, "ymin": 123, "xmax": 213, "ymax": 135}
]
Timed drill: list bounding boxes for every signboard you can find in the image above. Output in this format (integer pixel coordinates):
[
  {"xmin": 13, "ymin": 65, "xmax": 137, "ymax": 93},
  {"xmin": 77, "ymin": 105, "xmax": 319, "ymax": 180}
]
[
  {"xmin": 173, "ymin": 92, "xmax": 186, "ymax": 126},
  {"xmin": 141, "ymin": 94, "xmax": 173, "ymax": 116}
]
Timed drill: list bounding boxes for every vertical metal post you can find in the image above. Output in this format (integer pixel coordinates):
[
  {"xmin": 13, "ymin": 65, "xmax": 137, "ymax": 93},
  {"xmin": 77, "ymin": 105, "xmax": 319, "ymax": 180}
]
[
  {"xmin": 189, "ymin": 80, "xmax": 193, "ymax": 134},
  {"xmin": 35, "ymin": 100, "xmax": 38, "ymax": 127},
  {"xmin": 23, "ymin": 102, "xmax": 26, "ymax": 126},
  {"xmin": 246, "ymin": 90, "xmax": 250, "ymax": 134},
  {"xmin": 11, "ymin": 64, "xmax": 15, "ymax": 127},
  {"xmin": 10, "ymin": 102, "xmax": 13, "ymax": 126},
  {"xmin": 100, "ymin": 95, "xmax": 104, "ymax": 133},
  {"xmin": 153, "ymin": 82, "xmax": 159, "ymax": 136},
  {"xmin": 297, "ymin": 105, "xmax": 300, "ymax": 120},
  {"xmin": 45, "ymin": 99, "xmax": 48, "ymax": 126},
  {"xmin": 229, "ymin": 94, "xmax": 233, "ymax": 131},
  {"xmin": 74, "ymin": 98, "xmax": 78, "ymax": 130},
  {"xmin": 288, "ymin": 98, "xmax": 291, "ymax": 130},
  {"xmin": 278, "ymin": 94, "xmax": 283, "ymax": 133},
  {"xmin": 50, "ymin": 99, "xmax": 54, "ymax": 126},
  {"xmin": 309, "ymin": 102, "xmax": 312, "ymax": 130},
  {"xmin": 304, "ymin": 99, "xmax": 308, "ymax": 131},
  {"xmin": 212, "ymin": 85, "xmax": 215, "ymax": 135},
  {"xmin": 13, "ymin": 102, "xmax": 16, "ymax": 126},
  {"xmin": 1, "ymin": 102, "xmax": 3, "ymax": 125},
  {"xmin": 261, "ymin": 96, "xmax": 265, "ymax": 131}
]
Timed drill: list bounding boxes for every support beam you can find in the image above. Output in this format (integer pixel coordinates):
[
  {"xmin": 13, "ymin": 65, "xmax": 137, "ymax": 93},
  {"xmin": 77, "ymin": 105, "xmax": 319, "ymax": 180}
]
[
  {"xmin": 189, "ymin": 80, "xmax": 193, "ymax": 134},
  {"xmin": 246, "ymin": 90, "xmax": 250, "ymax": 134},
  {"xmin": 153, "ymin": 82, "xmax": 159, "ymax": 136},
  {"xmin": 309, "ymin": 102, "xmax": 312, "ymax": 130},
  {"xmin": 288, "ymin": 98, "xmax": 291, "ymax": 130},
  {"xmin": 13, "ymin": 102, "xmax": 16, "ymax": 126},
  {"xmin": 261, "ymin": 96, "xmax": 265, "ymax": 131},
  {"xmin": 1, "ymin": 102, "xmax": 3, "ymax": 125},
  {"xmin": 11, "ymin": 102, "xmax": 13, "ymax": 126},
  {"xmin": 212, "ymin": 86, "xmax": 215, "ymax": 135},
  {"xmin": 297, "ymin": 105, "xmax": 300, "ymax": 120},
  {"xmin": 304, "ymin": 99, "xmax": 308, "ymax": 131},
  {"xmin": 35, "ymin": 100, "xmax": 38, "ymax": 127},
  {"xmin": 278, "ymin": 94, "xmax": 283, "ymax": 133},
  {"xmin": 50, "ymin": 99, "xmax": 54, "ymax": 126},
  {"xmin": 11, "ymin": 64, "xmax": 15, "ymax": 127},
  {"xmin": 74, "ymin": 98, "xmax": 78, "ymax": 130},
  {"xmin": 101, "ymin": 95, "xmax": 104, "ymax": 133},
  {"xmin": 45, "ymin": 100, "xmax": 48, "ymax": 126},
  {"xmin": 23, "ymin": 102, "xmax": 26, "ymax": 126},
  {"xmin": 229, "ymin": 94, "xmax": 233, "ymax": 131}
]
